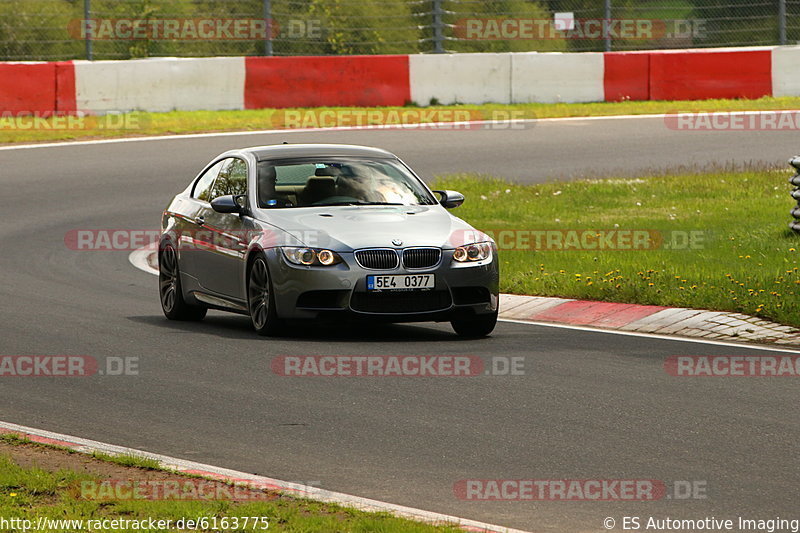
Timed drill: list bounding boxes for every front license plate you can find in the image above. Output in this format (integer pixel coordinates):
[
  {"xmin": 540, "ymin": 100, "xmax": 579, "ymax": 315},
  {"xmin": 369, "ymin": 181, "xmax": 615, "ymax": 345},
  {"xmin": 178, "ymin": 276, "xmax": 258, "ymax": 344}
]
[{"xmin": 367, "ymin": 274, "xmax": 435, "ymax": 291}]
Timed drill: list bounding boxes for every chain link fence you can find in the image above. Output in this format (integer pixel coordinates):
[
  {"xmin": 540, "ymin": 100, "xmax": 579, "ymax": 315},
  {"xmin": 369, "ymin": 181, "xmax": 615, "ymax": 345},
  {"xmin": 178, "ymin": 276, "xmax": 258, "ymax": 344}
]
[{"xmin": 1, "ymin": 0, "xmax": 798, "ymax": 60}]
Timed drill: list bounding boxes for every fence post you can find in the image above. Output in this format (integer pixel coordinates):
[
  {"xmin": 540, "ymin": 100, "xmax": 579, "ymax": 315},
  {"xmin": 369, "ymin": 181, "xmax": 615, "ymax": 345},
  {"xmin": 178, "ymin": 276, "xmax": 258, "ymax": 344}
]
[
  {"xmin": 84, "ymin": 0, "xmax": 93, "ymax": 60},
  {"xmin": 604, "ymin": 0, "xmax": 611, "ymax": 52},
  {"xmin": 432, "ymin": 0, "xmax": 444, "ymax": 53},
  {"xmin": 264, "ymin": 0, "xmax": 273, "ymax": 56},
  {"xmin": 779, "ymin": 0, "xmax": 787, "ymax": 45}
]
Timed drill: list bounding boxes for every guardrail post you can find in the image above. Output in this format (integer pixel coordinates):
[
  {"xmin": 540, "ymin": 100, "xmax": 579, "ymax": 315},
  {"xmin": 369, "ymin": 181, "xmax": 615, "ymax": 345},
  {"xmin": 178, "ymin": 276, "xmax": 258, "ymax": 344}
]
[
  {"xmin": 84, "ymin": 0, "xmax": 93, "ymax": 60},
  {"xmin": 604, "ymin": 0, "xmax": 612, "ymax": 52},
  {"xmin": 432, "ymin": 0, "xmax": 444, "ymax": 53},
  {"xmin": 789, "ymin": 157, "xmax": 800, "ymax": 232},
  {"xmin": 779, "ymin": 0, "xmax": 787, "ymax": 45}
]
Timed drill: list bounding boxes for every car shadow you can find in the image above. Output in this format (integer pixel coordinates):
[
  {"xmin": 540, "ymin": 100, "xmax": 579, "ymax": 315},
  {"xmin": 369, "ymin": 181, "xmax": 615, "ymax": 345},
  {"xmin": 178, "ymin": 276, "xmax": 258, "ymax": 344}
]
[
  {"xmin": 128, "ymin": 315, "xmax": 255, "ymax": 340},
  {"xmin": 128, "ymin": 313, "xmax": 472, "ymax": 343}
]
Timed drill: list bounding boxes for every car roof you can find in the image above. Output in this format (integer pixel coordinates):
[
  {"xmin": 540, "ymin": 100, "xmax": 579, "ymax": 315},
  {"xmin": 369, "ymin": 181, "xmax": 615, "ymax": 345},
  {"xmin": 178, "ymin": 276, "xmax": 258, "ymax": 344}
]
[{"xmin": 239, "ymin": 144, "xmax": 398, "ymax": 162}]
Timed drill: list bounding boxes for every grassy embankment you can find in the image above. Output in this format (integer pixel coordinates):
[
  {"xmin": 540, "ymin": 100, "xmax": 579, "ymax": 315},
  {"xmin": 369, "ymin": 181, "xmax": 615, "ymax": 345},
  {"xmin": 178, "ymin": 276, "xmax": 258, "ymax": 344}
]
[
  {"xmin": 0, "ymin": 433, "xmax": 460, "ymax": 532},
  {"xmin": 432, "ymin": 166, "xmax": 800, "ymax": 328},
  {"xmin": 4, "ymin": 96, "xmax": 800, "ymax": 144}
]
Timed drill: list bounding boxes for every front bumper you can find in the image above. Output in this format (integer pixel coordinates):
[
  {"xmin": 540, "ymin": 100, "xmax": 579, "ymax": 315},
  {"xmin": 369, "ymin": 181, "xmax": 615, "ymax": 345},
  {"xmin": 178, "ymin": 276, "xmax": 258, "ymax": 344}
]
[{"xmin": 265, "ymin": 247, "xmax": 499, "ymax": 322}]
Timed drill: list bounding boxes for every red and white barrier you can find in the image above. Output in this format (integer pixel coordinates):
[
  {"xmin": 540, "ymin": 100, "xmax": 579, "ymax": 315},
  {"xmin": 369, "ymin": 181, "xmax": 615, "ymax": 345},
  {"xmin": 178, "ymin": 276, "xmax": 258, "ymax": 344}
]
[
  {"xmin": 511, "ymin": 52, "xmax": 604, "ymax": 103},
  {"xmin": 2, "ymin": 45, "xmax": 800, "ymax": 114},
  {"xmin": 0, "ymin": 61, "xmax": 75, "ymax": 113},
  {"xmin": 74, "ymin": 57, "xmax": 245, "ymax": 113},
  {"xmin": 772, "ymin": 46, "xmax": 800, "ymax": 97},
  {"xmin": 605, "ymin": 47, "xmax": 774, "ymax": 102},
  {"xmin": 245, "ymin": 55, "xmax": 409, "ymax": 109},
  {"xmin": 409, "ymin": 52, "xmax": 606, "ymax": 105},
  {"xmin": 410, "ymin": 53, "xmax": 512, "ymax": 105}
]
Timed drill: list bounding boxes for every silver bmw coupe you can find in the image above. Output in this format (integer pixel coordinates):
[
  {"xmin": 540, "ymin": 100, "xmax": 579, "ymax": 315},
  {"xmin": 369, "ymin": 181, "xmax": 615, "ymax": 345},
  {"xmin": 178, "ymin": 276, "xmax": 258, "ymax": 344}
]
[{"xmin": 159, "ymin": 144, "xmax": 499, "ymax": 337}]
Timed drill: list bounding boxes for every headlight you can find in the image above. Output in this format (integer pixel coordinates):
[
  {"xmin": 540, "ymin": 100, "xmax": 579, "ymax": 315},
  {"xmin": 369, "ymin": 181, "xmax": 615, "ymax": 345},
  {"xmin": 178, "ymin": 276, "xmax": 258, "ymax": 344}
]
[
  {"xmin": 282, "ymin": 247, "xmax": 343, "ymax": 266},
  {"xmin": 453, "ymin": 242, "xmax": 492, "ymax": 263}
]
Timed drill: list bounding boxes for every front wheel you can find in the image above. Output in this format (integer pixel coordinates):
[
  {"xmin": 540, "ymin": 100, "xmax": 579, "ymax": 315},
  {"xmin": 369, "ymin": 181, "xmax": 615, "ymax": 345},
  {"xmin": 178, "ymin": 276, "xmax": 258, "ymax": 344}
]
[
  {"xmin": 247, "ymin": 255, "xmax": 282, "ymax": 336},
  {"xmin": 451, "ymin": 310, "xmax": 498, "ymax": 338},
  {"xmin": 159, "ymin": 243, "xmax": 207, "ymax": 321}
]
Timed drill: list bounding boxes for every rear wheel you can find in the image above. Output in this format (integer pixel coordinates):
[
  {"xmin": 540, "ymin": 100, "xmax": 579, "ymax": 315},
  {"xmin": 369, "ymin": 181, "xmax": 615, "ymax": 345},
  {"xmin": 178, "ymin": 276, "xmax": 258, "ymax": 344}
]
[
  {"xmin": 159, "ymin": 243, "xmax": 207, "ymax": 321},
  {"xmin": 451, "ymin": 310, "xmax": 498, "ymax": 338},
  {"xmin": 248, "ymin": 256, "xmax": 281, "ymax": 336}
]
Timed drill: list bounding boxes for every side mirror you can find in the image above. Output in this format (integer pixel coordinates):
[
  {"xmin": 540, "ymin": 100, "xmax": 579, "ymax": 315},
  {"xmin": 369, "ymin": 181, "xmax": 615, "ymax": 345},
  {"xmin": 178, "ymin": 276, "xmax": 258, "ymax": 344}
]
[
  {"xmin": 211, "ymin": 194, "xmax": 247, "ymax": 214},
  {"xmin": 433, "ymin": 190, "xmax": 465, "ymax": 209}
]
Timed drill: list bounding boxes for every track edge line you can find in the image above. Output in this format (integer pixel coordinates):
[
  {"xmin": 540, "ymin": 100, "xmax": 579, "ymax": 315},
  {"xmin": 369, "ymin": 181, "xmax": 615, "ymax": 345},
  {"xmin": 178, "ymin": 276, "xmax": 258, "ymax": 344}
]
[{"xmin": 0, "ymin": 420, "xmax": 529, "ymax": 533}]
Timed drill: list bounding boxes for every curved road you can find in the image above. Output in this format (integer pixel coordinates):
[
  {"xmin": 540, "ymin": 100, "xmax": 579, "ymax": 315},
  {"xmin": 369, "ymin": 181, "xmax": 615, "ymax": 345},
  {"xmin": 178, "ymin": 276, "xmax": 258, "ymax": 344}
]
[{"xmin": 1, "ymin": 117, "xmax": 799, "ymax": 531}]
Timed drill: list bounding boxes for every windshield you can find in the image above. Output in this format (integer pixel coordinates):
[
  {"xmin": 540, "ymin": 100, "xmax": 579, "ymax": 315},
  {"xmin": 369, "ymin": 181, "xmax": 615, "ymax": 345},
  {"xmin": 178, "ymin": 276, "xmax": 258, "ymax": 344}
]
[{"xmin": 256, "ymin": 157, "xmax": 437, "ymax": 208}]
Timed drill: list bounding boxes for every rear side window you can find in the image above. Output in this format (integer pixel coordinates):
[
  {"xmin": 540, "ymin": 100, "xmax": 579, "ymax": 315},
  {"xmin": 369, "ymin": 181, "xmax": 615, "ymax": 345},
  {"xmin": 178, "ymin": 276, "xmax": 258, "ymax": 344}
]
[
  {"xmin": 209, "ymin": 158, "xmax": 248, "ymax": 200},
  {"xmin": 192, "ymin": 160, "xmax": 224, "ymax": 202}
]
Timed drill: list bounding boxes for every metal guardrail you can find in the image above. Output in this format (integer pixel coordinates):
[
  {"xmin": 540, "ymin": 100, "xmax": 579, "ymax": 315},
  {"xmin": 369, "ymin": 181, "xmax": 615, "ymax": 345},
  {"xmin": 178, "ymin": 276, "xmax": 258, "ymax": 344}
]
[{"xmin": 789, "ymin": 156, "xmax": 800, "ymax": 233}]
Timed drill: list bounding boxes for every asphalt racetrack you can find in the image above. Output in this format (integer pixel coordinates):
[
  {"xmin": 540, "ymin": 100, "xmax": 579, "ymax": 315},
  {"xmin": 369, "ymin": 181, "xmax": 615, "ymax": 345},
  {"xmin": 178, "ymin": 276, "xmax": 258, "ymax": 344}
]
[{"xmin": 1, "ymin": 116, "xmax": 799, "ymax": 531}]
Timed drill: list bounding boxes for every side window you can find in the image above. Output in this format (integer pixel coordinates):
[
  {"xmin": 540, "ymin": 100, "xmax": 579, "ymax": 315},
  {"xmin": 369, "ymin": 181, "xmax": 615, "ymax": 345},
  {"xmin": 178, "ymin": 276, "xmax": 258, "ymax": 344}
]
[
  {"xmin": 192, "ymin": 160, "xmax": 224, "ymax": 202},
  {"xmin": 209, "ymin": 158, "xmax": 248, "ymax": 200}
]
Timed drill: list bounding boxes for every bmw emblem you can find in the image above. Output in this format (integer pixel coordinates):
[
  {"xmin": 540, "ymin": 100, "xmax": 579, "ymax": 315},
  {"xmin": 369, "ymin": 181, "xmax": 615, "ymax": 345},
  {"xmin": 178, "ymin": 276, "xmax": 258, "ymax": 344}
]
[{"xmin": 392, "ymin": 239, "xmax": 403, "ymax": 246}]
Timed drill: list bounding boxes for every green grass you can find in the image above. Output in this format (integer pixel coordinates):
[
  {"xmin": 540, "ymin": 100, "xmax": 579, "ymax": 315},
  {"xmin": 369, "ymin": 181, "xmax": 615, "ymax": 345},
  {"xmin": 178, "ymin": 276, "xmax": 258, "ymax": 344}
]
[
  {"xmin": 0, "ymin": 451, "xmax": 462, "ymax": 532},
  {"xmin": 89, "ymin": 451, "xmax": 162, "ymax": 470},
  {"xmin": 5, "ymin": 96, "xmax": 800, "ymax": 144},
  {"xmin": 432, "ymin": 165, "xmax": 800, "ymax": 328},
  {"xmin": 0, "ymin": 434, "xmax": 31, "ymax": 446}
]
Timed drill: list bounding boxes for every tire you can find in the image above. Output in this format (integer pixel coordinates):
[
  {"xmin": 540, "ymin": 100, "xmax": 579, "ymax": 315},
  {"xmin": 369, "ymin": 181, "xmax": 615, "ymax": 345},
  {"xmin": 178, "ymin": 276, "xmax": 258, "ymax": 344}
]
[
  {"xmin": 159, "ymin": 243, "xmax": 207, "ymax": 321},
  {"xmin": 451, "ymin": 310, "xmax": 498, "ymax": 338},
  {"xmin": 247, "ymin": 255, "xmax": 281, "ymax": 336}
]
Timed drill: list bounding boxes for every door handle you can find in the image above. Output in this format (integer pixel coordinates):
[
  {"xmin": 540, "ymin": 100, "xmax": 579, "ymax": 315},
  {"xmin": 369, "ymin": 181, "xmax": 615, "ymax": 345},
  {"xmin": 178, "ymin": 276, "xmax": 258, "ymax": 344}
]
[{"xmin": 195, "ymin": 216, "xmax": 205, "ymax": 225}]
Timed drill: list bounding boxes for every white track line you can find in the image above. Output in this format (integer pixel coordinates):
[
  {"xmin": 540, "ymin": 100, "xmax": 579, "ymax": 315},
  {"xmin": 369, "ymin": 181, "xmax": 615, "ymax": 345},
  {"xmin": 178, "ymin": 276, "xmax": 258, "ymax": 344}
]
[
  {"xmin": 0, "ymin": 420, "xmax": 528, "ymax": 533},
  {"xmin": 4, "ymin": 109, "xmax": 800, "ymax": 152},
  {"xmin": 130, "ymin": 246, "xmax": 800, "ymax": 354},
  {"xmin": 498, "ymin": 318, "xmax": 800, "ymax": 354},
  {"xmin": 128, "ymin": 242, "xmax": 159, "ymax": 275}
]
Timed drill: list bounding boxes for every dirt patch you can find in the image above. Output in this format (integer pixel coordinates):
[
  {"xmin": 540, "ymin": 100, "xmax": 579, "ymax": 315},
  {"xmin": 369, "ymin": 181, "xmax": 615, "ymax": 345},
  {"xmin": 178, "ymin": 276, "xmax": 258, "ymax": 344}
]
[{"xmin": 0, "ymin": 441, "xmax": 290, "ymax": 502}]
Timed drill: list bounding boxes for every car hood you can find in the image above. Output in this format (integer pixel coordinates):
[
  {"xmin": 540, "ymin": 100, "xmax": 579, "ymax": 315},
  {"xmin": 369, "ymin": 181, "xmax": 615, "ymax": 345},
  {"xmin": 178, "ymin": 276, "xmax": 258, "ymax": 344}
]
[{"xmin": 255, "ymin": 205, "xmax": 481, "ymax": 250}]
